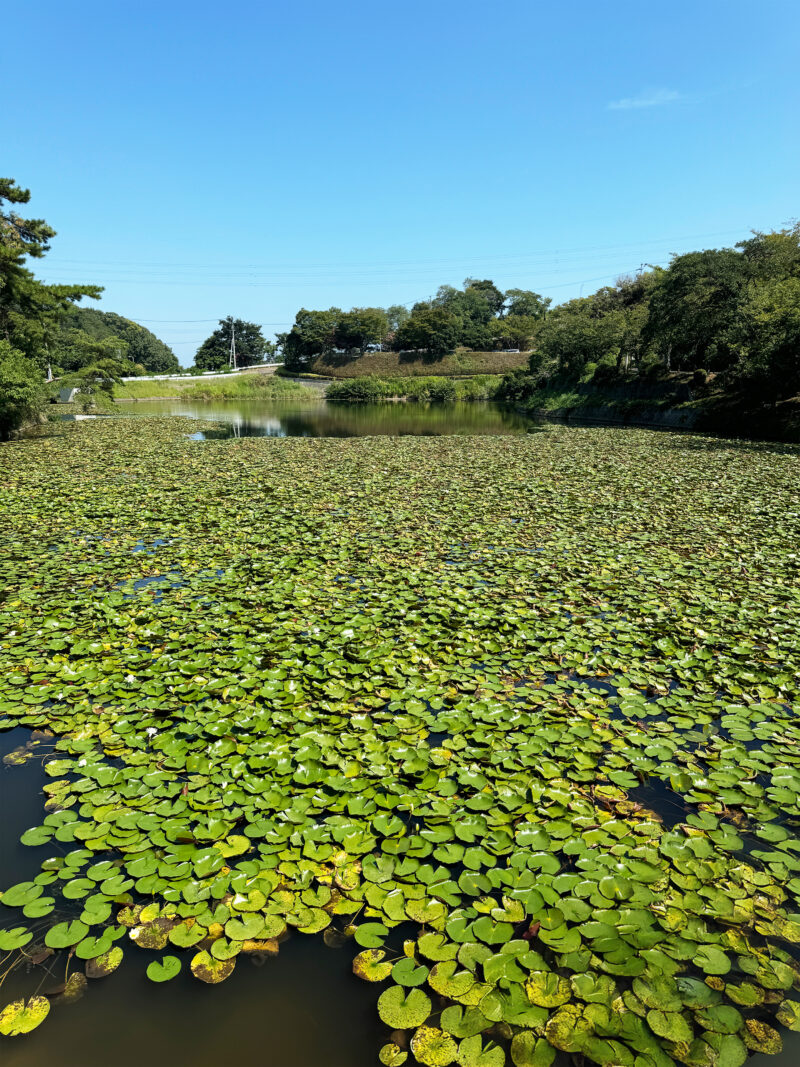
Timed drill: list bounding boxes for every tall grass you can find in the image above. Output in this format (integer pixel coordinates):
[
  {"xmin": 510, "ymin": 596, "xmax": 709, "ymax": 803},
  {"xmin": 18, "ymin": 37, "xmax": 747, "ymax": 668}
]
[
  {"xmin": 181, "ymin": 376, "xmax": 319, "ymax": 401},
  {"xmin": 325, "ymin": 375, "xmax": 503, "ymax": 402}
]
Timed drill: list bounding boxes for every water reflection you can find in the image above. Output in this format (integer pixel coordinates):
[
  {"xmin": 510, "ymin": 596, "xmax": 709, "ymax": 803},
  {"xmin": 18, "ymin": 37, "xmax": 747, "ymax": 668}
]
[{"xmin": 121, "ymin": 398, "xmax": 534, "ymax": 437}]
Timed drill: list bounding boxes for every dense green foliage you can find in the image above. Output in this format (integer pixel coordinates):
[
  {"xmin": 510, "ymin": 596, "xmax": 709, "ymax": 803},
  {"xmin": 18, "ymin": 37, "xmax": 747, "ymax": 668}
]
[
  {"xmin": 0, "ymin": 178, "xmax": 102, "ymax": 368},
  {"xmin": 1, "ymin": 420, "xmax": 800, "ymax": 1063},
  {"xmin": 0, "ymin": 178, "xmax": 106, "ymax": 431},
  {"xmin": 279, "ymin": 282, "xmax": 547, "ymax": 371},
  {"xmin": 325, "ymin": 375, "xmax": 502, "ymax": 402},
  {"xmin": 55, "ymin": 307, "xmax": 179, "ymax": 375},
  {"xmin": 512, "ymin": 227, "xmax": 800, "ymax": 403},
  {"xmin": 1, "ymin": 178, "xmax": 178, "ymax": 429},
  {"xmin": 194, "ymin": 317, "xmax": 274, "ymax": 371},
  {"xmin": 0, "ymin": 340, "xmax": 45, "ymax": 439}
]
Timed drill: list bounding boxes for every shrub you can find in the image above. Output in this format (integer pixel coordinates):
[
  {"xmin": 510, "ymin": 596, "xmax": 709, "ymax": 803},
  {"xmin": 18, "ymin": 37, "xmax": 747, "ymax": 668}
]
[
  {"xmin": 326, "ymin": 377, "xmax": 387, "ymax": 402},
  {"xmin": 0, "ymin": 342, "xmax": 46, "ymax": 440},
  {"xmin": 427, "ymin": 379, "xmax": 456, "ymax": 402}
]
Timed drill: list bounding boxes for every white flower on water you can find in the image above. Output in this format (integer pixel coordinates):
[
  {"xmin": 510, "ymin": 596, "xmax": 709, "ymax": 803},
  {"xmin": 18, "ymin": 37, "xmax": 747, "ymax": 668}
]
[{"xmin": 146, "ymin": 727, "xmax": 158, "ymax": 738}]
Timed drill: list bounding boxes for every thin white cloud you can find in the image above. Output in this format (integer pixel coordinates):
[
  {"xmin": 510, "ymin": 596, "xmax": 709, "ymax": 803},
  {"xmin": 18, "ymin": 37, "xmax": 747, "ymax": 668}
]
[{"xmin": 607, "ymin": 88, "xmax": 681, "ymax": 111}]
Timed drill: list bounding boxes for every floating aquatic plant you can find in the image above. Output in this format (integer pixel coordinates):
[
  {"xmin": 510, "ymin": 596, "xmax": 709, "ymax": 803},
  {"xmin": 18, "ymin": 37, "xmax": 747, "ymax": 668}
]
[{"xmin": 0, "ymin": 418, "xmax": 799, "ymax": 1066}]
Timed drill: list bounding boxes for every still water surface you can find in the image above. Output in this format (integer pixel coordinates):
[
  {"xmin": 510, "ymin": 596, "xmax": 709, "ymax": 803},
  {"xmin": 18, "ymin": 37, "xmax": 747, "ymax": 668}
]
[{"xmin": 121, "ymin": 398, "xmax": 534, "ymax": 437}]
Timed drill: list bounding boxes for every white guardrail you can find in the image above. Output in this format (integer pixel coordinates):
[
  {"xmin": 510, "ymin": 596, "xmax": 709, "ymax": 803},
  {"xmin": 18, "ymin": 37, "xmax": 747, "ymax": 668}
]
[{"xmin": 119, "ymin": 365, "xmax": 283, "ymax": 383}]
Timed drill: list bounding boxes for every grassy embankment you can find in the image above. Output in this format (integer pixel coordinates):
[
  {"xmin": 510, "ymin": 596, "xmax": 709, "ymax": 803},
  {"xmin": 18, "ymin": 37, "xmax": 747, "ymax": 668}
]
[
  {"xmin": 113, "ymin": 375, "xmax": 318, "ymax": 402},
  {"xmin": 281, "ymin": 347, "xmax": 529, "ymax": 380}
]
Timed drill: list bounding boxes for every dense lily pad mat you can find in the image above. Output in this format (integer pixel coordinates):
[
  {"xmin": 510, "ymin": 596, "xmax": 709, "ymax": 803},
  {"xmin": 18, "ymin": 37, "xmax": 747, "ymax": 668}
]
[{"xmin": 1, "ymin": 418, "xmax": 800, "ymax": 1066}]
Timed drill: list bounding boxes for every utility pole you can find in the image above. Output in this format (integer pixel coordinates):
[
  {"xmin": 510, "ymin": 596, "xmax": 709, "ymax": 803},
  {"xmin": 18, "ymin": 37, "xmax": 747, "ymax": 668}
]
[{"xmin": 229, "ymin": 320, "xmax": 237, "ymax": 371}]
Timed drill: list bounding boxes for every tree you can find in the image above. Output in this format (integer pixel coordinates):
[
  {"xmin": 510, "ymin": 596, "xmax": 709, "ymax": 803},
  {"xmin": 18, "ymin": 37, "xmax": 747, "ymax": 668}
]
[
  {"xmin": 56, "ymin": 308, "xmax": 178, "ymax": 374},
  {"xmin": 504, "ymin": 289, "xmax": 551, "ymax": 319},
  {"xmin": 534, "ymin": 309, "xmax": 624, "ymax": 377},
  {"xmin": 730, "ymin": 276, "xmax": 800, "ymax": 397},
  {"xmin": 1, "ymin": 179, "xmax": 102, "ymax": 367},
  {"xmin": 385, "ymin": 304, "xmax": 410, "ymax": 333},
  {"xmin": 280, "ymin": 308, "xmax": 341, "ymax": 371},
  {"xmin": 491, "ymin": 315, "xmax": 539, "ymax": 351},
  {"xmin": 392, "ymin": 307, "xmax": 460, "ymax": 356},
  {"xmin": 644, "ymin": 249, "xmax": 749, "ymax": 370},
  {"xmin": 64, "ymin": 358, "xmax": 126, "ymax": 412},
  {"xmin": 54, "ymin": 330, "xmax": 131, "ymax": 374},
  {"xmin": 194, "ymin": 317, "xmax": 268, "ymax": 371},
  {"xmin": 463, "ymin": 278, "xmax": 505, "ymax": 317},
  {"xmin": 334, "ymin": 307, "xmax": 389, "ymax": 354},
  {"xmin": 0, "ymin": 340, "xmax": 45, "ymax": 439}
]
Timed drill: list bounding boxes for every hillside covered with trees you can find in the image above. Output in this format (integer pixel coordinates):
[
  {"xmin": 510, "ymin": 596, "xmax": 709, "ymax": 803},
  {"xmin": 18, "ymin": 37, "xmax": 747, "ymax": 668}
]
[
  {"xmin": 55, "ymin": 307, "xmax": 179, "ymax": 374},
  {"xmin": 278, "ymin": 280, "xmax": 550, "ymax": 372},
  {"xmin": 279, "ymin": 228, "xmax": 800, "ymax": 432},
  {"xmin": 501, "ymin": 225, "xmax": 799, "ymax": 402}
]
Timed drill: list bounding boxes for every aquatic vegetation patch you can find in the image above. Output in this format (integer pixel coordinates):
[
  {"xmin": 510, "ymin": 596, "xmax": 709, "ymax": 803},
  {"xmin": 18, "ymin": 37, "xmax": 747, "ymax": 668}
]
[{"xmin": 1, "ymin": 418, "xmax": 800, "ymax": 1064}]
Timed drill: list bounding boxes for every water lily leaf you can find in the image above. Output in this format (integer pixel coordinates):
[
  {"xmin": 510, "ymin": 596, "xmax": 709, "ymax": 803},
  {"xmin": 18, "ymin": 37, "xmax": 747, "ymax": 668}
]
[
  {"xmin": 428, "ymin": 961, "xmax": 475, "ymax": 998},
  {"xmin": 353, "ymin": 949, "xmax": 393, "ymax": 982},
  {"xmin": 777, "ymin": 999, "xmax": 800, "ymax": 1031},
  {"xmin": 525, "ymin": 971, "xmax": 571, "ymax": 1007},
  {"xmin": 190, "ymin": 949, "xmax": 235, "ymax": 984},
  {"xmin": 354, "ymin": 921, "xmax": 388, "ymax": 948},
  {"xmin": 743, "ymin": 1018, "xmax": 782, "ymax": 1054},
  {"xmin": 377, "ymin": 986, "xmax": 431, "ymax": 1028},
  {"xmin": 1, "ymin": 882, "xmax": 42, "ymax": 907},
  {"xmin": 45, "ymin": 919, "xmax": 89, "ymax": 949},
  {"xmin": 0, "ymin": 927, "xmax": 32, "ymax": 951},
  {"xmin": 510, "ymin": 1032, "xmax": 556, "ymax": 1067},
  {"xmin": 410, "ymin": 1025, "xmax": 458, "ymax": 1067},
  {"xmin": 0, "ymin": 995, "xmax": 50, "ymax": 1036},
  {"xmin": 75, "ymin": 931, "xmax": 115, "ymax": 960},
  {"xmin": 85, "ymin": 945, "xmax": 124, "ymax": 978},
  {"xmin": 379, "ymin": 1043, "xmax": 408, "ymax": 1066},
  {"xmin": 646, "ymin": 1008, "xmax": 692, "ymax": 1042},
  {"xmin": 440, "ymin": 1005, "xmax": 490, "ymax": 1039},
  {"xmin": 147, "ymin": 955, "xmax": 181, "ymax": 982},
  {"xmin": 455, "ymin": 1035, "xmax": 504, "ymax": 1067},
  {"xmin": 392, "ymin": 957, "xmax": 429, "ymax": 987},
  {"xmin": 695, "ymin": 944, "xmax": 731, "ymax": 975}
]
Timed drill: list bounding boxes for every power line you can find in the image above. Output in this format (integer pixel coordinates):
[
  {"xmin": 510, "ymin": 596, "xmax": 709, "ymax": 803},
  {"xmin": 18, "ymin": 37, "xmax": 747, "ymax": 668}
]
[{"xmin": 41, "ymin": 227, "xmax": 745, "ymax": 274}]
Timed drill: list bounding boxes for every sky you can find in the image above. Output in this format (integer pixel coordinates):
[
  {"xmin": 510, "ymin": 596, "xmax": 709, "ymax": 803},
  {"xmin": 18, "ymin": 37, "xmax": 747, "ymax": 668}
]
[{"xmin": 3, "ymin": 0, "xmax": 798, "ymax": 365}]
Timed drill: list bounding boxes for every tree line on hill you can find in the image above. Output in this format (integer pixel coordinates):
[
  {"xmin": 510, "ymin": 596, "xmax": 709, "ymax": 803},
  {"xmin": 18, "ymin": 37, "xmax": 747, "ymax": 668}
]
[
  {"xmin": 512, "ymin": 225, "xmax": 800, "ymax": 402},
  {"xmin": 277, "ymin": 282, "xmax": 551, "ymax": 372},
  {"xmin": 276, "ymin": 226, "xmax": 800, "ymax": 404},
  {"xmin": 2, "ymin": 172, "xmax": 797, "ymax": 437}
]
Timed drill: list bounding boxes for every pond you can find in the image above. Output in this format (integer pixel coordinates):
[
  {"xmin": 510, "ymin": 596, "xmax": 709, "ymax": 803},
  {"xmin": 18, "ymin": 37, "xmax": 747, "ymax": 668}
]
[
  {"xmin": 117, "ymin": 398, "xmax": 534, "ymax": 437},
  {"xmin": 2, "ymin": 421, "xmax": 800, "ymax": 1067}
]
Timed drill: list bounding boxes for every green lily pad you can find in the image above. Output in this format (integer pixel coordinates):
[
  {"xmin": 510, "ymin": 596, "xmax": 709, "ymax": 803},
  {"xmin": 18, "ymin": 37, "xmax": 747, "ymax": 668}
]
[
  {"xmin": 0, "ymin": 995, "xmax": 50, "ymax": 1036},
  {"xmin": 0, "ymin": 927, "xmax": 32, "ymax": 951},
  {"xmin": 190, "ymin": 949, "xmax": 235, "ymax": 984},
  {"xmin": 147, "ymin": 955, "xmax": 182, "ymax": 982},
  {"xmin": 409, "ymin": 1026, "xmax": 458, "ymax": 1067},
  {"xmin": 377, "ymin": 986, "xmax": 431, "ymax": 1028}
]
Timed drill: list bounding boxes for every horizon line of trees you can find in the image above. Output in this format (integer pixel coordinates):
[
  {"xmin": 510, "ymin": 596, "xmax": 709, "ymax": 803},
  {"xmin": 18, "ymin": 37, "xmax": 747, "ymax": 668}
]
[
  {"xmin": 277, "ymin": 226, "xmax": 800, "ymax": 400},
  {"xmin": 517, "ymin": 224, "xmax": 800, "ymax": 400},
  {"xmin": 279, "ymin": 282, "xmax": 551, "ymax": 371}
]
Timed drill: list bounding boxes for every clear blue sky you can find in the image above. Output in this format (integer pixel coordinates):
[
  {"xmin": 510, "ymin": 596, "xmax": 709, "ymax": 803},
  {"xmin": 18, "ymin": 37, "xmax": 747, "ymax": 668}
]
[{"xmin": 3, "ymin": 0, "xmax": 798, "ymax": 364}]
